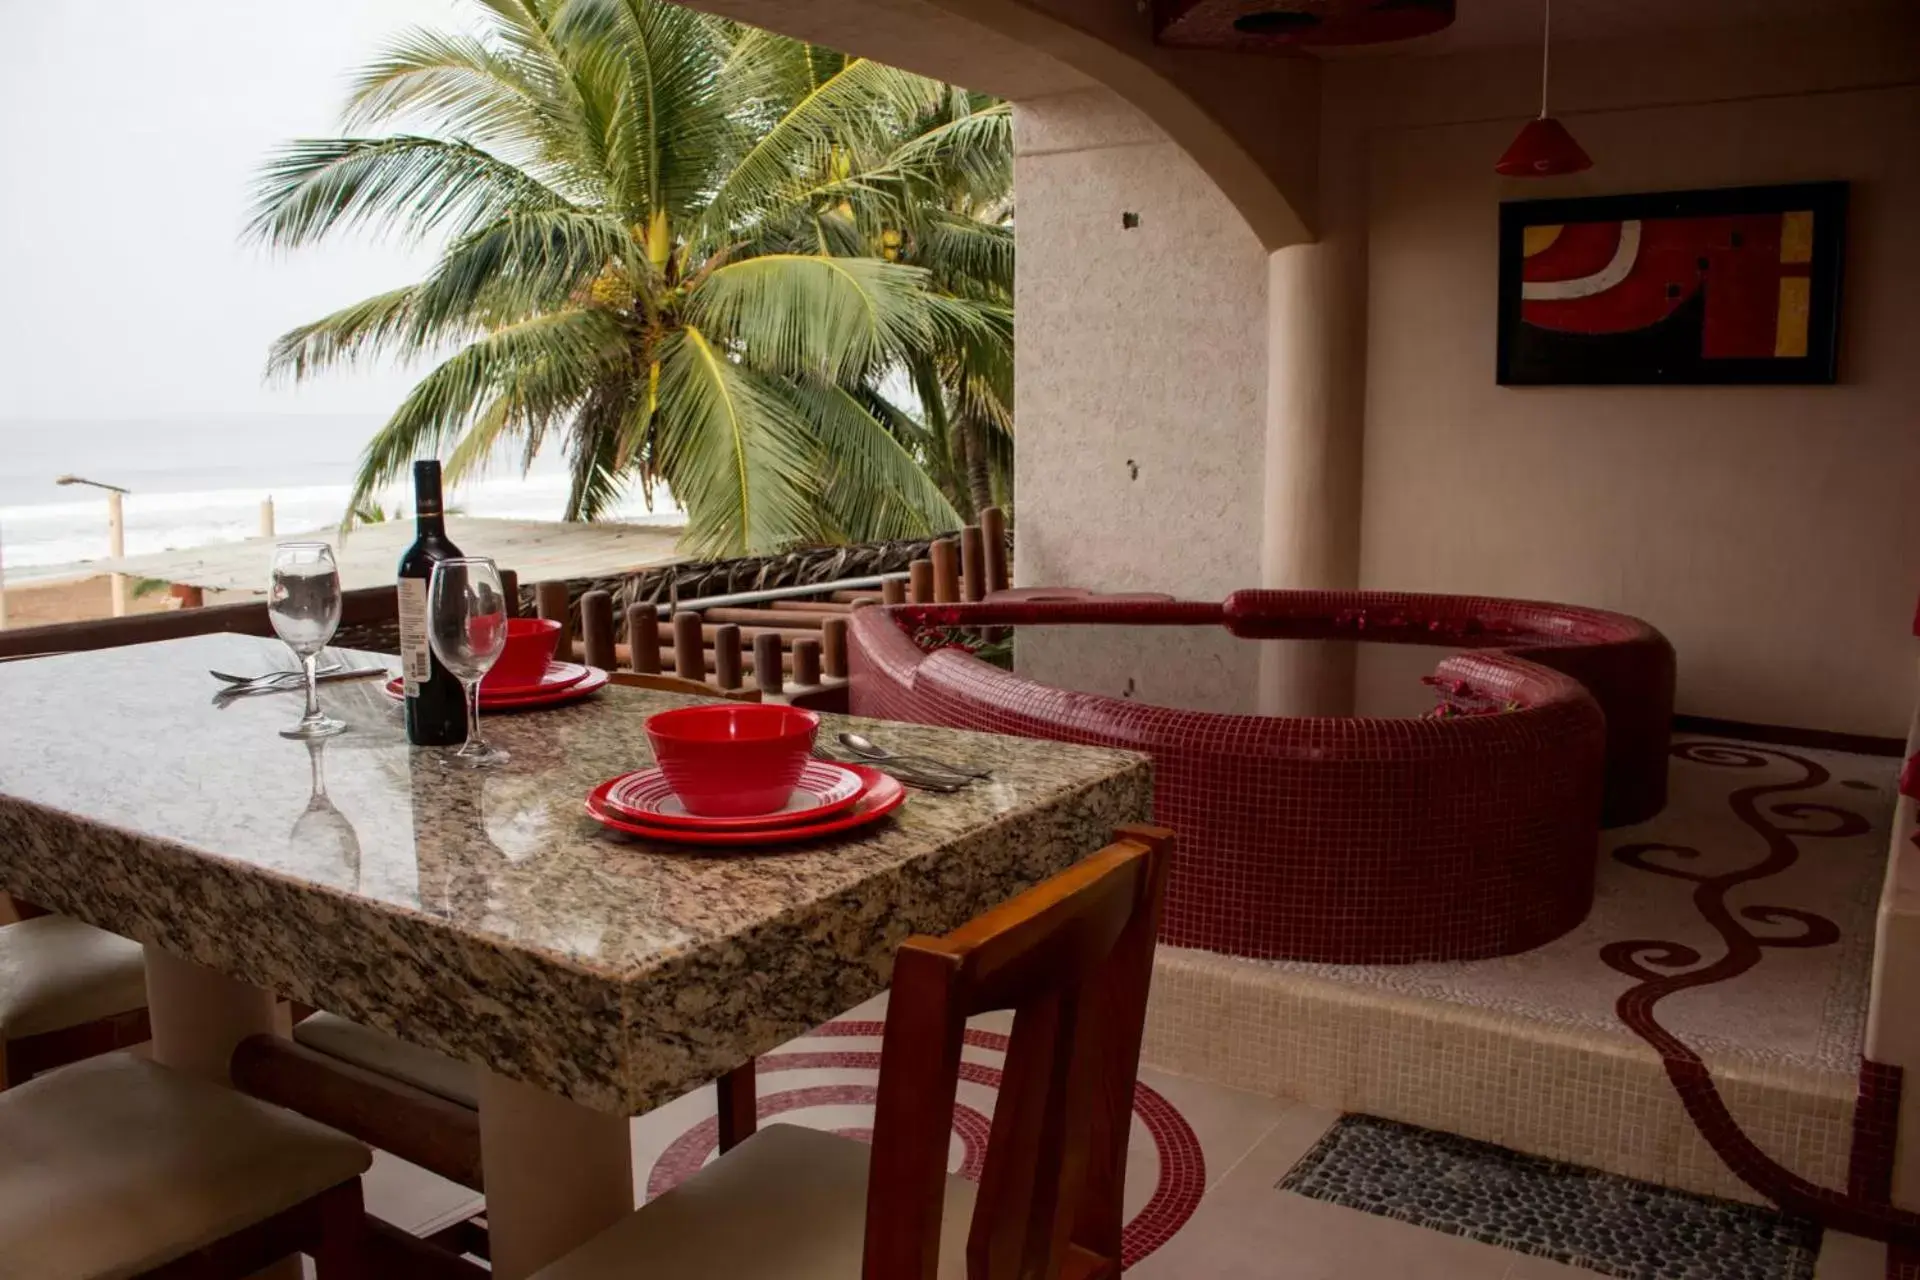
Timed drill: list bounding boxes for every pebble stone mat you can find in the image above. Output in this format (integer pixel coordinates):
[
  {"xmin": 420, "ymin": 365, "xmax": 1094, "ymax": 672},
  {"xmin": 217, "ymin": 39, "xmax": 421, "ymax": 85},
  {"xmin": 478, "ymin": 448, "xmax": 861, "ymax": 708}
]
[{"xmin": 1277, "ymin": 1115, "xmax": 1820, "ymax": 1280}]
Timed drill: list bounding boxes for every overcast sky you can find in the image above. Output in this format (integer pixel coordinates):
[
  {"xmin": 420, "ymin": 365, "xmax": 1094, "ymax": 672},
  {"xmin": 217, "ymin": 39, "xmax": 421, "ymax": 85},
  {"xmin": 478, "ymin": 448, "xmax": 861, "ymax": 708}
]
[{"xmin": 0, "ymin": 0, "xmax": 471, "ymax": 422}]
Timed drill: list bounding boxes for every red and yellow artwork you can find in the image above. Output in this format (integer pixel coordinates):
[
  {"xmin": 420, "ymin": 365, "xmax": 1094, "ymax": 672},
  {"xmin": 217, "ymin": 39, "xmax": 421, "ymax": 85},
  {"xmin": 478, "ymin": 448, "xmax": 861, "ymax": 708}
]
[{"xmin": 1497, "ymin": 183, "xmax": 1846, "ymax": 385}]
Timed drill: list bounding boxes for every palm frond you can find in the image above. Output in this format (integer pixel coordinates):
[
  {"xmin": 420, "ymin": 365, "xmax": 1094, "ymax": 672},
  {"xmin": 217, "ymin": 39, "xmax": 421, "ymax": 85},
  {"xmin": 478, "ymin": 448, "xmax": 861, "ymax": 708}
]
[
  {"xmin": 559, "ymin": 0, "xmax": 736, "ymax": 225},
  {"xmin": 783, "ymin": 379, "xmax": 959, "ymax": 541},
  {"xmin": 562, "ymin": 384, "xmax": 634, "ymax": 519},
  {"xmin": 916, "ymin": 214, "xmax": 1013, "ymax": 299},
  {"xmin": 247, "ymin": 136, "xmax": 575, "ymax": 249},
  {"xmin": 410, "ymin": 207, "xmax": 637, "ymax": 331},
  {"xmin": 653, "ymin": 326, "xmax": 819, "ymax": 555},
  {"xmin": 888, "ymin": 101, "xmax": 1013, "ymax": 204},
  {"xmin": 689, "ymin": 253, "xmax": 931, "ymax": 382},
  {"xmin": 343, "ymin": 27, "xmax": 550, "ymax": 151},
  {"xmin": 265, "ymin": 286, "xmax": 434, "ymax": 382}
]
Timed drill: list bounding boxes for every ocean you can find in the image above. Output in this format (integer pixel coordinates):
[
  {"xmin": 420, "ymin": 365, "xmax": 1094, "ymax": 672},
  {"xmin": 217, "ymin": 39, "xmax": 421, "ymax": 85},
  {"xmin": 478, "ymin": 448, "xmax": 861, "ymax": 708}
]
[{"xmin": 0, "ymin": 415, "xmax": 683, "ymax": 584}]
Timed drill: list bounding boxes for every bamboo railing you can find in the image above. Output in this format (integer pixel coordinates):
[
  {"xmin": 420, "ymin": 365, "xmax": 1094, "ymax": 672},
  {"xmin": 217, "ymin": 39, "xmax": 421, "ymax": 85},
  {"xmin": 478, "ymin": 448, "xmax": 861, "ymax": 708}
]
[{"xmin": 536, "ymin": 507, "xmax": 1011, "ymax": 703}]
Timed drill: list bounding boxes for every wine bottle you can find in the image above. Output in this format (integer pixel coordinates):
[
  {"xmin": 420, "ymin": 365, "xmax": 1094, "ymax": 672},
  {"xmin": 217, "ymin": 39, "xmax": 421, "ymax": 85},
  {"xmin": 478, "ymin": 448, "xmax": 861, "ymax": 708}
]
[{"xmin": 397, "ymin": 460, "xmax": 468, "ymax": 745}]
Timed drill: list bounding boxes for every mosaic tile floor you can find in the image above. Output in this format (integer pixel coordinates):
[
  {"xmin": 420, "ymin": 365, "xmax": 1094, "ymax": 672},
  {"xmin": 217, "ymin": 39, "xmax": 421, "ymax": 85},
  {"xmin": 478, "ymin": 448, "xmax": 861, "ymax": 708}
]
[{"xmin": 1255, "ymin": 737, "xmax": 1897, "ymax": 1076}]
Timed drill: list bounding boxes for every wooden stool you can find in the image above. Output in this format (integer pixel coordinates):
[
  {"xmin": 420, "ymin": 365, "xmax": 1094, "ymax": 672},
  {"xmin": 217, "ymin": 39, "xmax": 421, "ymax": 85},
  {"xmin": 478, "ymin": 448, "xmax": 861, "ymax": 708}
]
[
  {"xmin": 0, "ymin": 1051, "xmax": 370, "ymax": 1278},
  {"xmin": 0, "ymin": 915, "xmax": 150, "ymax": 1089}
]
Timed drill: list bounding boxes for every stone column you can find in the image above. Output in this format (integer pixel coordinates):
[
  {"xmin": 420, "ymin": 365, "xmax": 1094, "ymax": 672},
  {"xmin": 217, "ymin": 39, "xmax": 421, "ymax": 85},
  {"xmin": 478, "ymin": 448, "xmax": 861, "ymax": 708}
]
[{"xmin": 1258, "ymin": 236, "xmax": 1366, "ymax": 716}]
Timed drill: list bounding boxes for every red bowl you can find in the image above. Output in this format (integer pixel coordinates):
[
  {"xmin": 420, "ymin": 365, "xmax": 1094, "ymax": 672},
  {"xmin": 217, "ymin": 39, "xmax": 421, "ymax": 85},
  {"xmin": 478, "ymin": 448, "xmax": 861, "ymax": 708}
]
[
  {"xmin": 645, "ymin": 704, "xmax": 821, "ymax": 818},
  {"xmin": 483, "ymin": 617, "xmax": 563, "ymax": 690}
]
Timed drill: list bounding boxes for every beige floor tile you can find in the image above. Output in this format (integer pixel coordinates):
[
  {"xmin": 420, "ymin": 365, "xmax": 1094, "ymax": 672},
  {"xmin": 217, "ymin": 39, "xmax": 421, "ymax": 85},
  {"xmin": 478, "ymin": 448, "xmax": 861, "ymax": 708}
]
[
  {"xmin": 1816, "ymin": 1232, "xmax": 1889, "ymax": 1280},
  {"xmin": 1136, "ymin": 1067, "xmax": 1302, "ymax": 1185},
  {"xmin": 1133, "ymin": 1187, "xmax": 1521, "ymax": 1280}
]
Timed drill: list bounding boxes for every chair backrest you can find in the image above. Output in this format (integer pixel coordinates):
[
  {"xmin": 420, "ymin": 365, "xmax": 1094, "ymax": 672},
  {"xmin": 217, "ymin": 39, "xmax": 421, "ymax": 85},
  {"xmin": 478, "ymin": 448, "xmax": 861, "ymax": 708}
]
[
  {"xmin": 605, "ymin": 671, "xmax": 762, "ymax": 703},
  {"xmin": 863, "ymin": 824, "xmax": 1173, "ymax": 1280}
]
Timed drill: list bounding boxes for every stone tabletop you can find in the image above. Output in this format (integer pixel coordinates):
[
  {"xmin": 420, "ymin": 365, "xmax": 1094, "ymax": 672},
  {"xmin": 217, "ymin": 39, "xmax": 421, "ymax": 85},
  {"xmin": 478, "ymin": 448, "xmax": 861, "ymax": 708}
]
[{"xmin": 0, "ymin": 634, "xmax": 1151, "ymax": 1113}]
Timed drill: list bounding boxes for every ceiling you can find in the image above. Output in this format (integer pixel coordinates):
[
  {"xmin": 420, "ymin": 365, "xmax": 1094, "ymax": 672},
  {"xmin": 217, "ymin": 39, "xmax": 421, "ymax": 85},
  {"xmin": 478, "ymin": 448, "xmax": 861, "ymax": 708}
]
[{"xmin": 1317, "ymin": 0, "xmax": 1910, "ymax": 56}]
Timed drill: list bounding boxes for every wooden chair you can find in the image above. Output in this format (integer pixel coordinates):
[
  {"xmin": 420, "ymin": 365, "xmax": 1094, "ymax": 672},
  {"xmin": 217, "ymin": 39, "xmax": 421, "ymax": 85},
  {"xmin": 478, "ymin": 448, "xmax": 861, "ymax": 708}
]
[
  {"xmin": 529, "ymin": 824, "xmax": 1174, "ymax": 1280},
  {"xmin": 0, "ymin": 907, "xmax": 152, "ymax": 1090},
  {"xmin": 0, "ymin": 1051, "xmax": 370, "ymax": 1277},
  {"xmin": 605, "ymin": 671, "xmax": 762, "ymax": 702}
]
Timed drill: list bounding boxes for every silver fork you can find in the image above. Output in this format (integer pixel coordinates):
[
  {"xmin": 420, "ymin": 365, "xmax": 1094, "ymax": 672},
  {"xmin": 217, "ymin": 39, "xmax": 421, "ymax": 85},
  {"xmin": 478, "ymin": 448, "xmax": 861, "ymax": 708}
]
[{"xmin": 211, "ymin": 663, "xmax": 342, "ymax": 689}]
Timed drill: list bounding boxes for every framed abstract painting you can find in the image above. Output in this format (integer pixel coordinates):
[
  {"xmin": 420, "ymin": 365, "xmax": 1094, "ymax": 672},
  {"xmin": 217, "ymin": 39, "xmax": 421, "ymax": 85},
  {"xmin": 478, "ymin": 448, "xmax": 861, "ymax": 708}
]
[{"xmin": 1496, "ymin": 182, "xmax": 1848, "ymax": 386}]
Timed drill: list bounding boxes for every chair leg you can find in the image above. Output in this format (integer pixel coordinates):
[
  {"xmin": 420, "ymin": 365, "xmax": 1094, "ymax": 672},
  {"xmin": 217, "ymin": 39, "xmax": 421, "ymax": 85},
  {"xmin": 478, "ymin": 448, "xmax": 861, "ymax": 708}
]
[
  {"xmin": 311, "ymin": 1178, "xmax": 367, "ymax": 1279},
  {"xmin": 716, "ymin": 1061, "xmax": 757, "ymax": 1153}
]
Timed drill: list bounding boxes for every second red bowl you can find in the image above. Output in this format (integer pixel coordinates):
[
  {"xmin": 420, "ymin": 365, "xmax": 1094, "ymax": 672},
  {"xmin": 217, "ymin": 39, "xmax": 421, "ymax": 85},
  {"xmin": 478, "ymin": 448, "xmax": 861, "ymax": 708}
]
[
  {"xmin": 645, "ymin": 704, "xmax": 821, "ymax": 817},
  {"xmin": 484, "ymin": 617, "xmax": 563, "ymax": 690}
]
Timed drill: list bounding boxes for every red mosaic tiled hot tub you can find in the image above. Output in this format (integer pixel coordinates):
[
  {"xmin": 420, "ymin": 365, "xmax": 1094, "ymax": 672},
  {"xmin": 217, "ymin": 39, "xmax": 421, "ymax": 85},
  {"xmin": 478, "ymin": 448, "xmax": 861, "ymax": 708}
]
[{"xmin": 849, "ymin": 590, "xmax": 1676, "ymax": 964}]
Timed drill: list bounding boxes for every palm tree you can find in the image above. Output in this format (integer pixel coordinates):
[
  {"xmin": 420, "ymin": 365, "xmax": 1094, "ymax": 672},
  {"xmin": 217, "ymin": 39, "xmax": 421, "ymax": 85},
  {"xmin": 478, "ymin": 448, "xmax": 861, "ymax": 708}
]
[{"xmin": 250, "ymin": 0, "xmax": 1008, "ymax": 556}]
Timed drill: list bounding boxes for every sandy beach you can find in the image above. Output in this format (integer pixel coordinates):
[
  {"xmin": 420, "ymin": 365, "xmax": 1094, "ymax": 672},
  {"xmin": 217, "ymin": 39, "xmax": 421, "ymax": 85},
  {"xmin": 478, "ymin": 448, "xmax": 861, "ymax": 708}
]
[{"xmin": 0, "ymin": 574, "xmax": 248, "ymax": 630}]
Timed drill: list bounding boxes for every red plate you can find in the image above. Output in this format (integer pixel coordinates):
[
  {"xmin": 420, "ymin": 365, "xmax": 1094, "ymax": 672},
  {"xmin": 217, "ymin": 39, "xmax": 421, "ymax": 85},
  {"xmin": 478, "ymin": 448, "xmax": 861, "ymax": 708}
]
[
  {"xmin": 585, "ymin": 765, "xmax": 905, "ymax": 847},
  {"xmin": 384, "ymin": 666, "xmax": 610, "ymax": 711},
  {"xmin": 482, "ymin": 660, "xmax": 589, "ymax": 698},
  {"xmin": 603, "ymin": 761, "xmax": 865, "ymax": 831}
]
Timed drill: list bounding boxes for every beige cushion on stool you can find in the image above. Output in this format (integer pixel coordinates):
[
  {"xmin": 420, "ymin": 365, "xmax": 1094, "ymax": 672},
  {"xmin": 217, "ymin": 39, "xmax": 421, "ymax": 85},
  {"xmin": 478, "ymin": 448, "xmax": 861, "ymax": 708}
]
[
  {"xmin": 0, "ymin": 917, "xmax": 146, "ymax": 1040},
  {"xmin": 0, "ymin": 1051, "xmax": 371, "ymax": 1280},
  {"xmin": 532, "ymin": 1123, "xmax": 976, "ymax": 1280},
  {"xmin": 294, "ymin": 1011, "xmax": 478, "ymax": 1108}
]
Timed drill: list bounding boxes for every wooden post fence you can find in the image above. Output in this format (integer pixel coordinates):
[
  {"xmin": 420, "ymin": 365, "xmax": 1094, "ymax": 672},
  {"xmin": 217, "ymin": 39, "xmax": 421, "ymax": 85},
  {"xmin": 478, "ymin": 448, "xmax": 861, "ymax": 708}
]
[
  {"xmin": 821, "ymin": 617, "xmax": 849, "ymax": 681},
  {"xmin": 626, "ymin": 606, "xmax": 661, "ymax": 674},
  {"xmin": 753, "ymin": 633, "xmax": 784, "ymax": 698},
  {"xmin": 980, "ymin": 506, "xmax": 1010, "ymax": 595},
  {"xmin": 713, "ymin": 624, "xmax": 743, "ymax": 692},
  {"xmin": 672, "ymin": 611, "xmax": 706, "ymax": 682},
  {"xmin": 579, "ymin": 591, "xmax": 616, "ymax": 671},
  {"xmin": 929, "ymin": 539, "xmax": 959, "ymax": 604},
  {"xmin": 534, "ymin": 582, "xmax": 571, "ymax": 655}
]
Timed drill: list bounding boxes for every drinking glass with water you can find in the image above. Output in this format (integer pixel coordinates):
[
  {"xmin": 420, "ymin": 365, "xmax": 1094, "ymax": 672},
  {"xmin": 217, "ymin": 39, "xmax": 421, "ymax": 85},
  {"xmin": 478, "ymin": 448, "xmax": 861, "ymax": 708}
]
[
  {"xmin": 427, "ymin": 557, "xmax": 509, "ymax": 766},
  {"xmin": 268, "ymin": 541, "xmax": 347, "ymax": 740}
]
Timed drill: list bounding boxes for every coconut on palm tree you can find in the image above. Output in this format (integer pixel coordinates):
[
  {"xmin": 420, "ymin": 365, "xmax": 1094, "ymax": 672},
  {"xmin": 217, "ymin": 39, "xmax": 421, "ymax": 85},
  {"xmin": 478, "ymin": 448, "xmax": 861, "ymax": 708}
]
[{"xmin": 250, "ymin": 0, "xmax": 1011, "ymax": 555}]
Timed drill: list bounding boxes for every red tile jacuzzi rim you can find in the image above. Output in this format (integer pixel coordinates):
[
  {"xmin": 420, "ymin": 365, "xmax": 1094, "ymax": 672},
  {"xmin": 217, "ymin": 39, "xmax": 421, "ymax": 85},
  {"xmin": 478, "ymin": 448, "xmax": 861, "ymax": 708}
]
[{"xmin": 848, "ymin": 591, "xmax": 1675, "ymax": 965}]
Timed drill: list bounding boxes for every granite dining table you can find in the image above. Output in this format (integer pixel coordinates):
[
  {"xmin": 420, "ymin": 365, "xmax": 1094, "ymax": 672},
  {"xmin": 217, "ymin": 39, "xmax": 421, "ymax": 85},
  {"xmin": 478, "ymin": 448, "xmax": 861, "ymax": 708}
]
[{"xmin": 0, "ymin": 633, "xmax": 1152, "ymax": 1278}]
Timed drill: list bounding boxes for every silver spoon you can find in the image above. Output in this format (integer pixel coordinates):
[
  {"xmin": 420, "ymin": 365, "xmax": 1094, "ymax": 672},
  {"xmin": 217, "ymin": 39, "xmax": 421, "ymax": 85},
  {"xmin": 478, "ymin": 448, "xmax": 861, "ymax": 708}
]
[{"xmin": 836, "ymin": 733, "xmax": 992, "ymax": 780}]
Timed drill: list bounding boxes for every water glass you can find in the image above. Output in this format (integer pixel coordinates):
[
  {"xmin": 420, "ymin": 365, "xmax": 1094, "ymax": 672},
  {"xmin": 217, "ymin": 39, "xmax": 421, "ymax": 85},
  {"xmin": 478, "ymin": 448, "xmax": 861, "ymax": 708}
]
[
  {"xmin": 269, "ymin": 542, "xmax": 346, "ymax": 740},
  {"xmin": 427, "ymin": 557, "xmax": 509, "ymax": 766}
]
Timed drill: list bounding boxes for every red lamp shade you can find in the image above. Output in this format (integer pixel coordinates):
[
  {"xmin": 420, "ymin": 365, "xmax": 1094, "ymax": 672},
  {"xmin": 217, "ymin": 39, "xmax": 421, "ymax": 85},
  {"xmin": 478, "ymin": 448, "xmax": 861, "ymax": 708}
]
[{"xmin": 1495, "ymin": 116, "xmax": 1592, "ymax": 177}]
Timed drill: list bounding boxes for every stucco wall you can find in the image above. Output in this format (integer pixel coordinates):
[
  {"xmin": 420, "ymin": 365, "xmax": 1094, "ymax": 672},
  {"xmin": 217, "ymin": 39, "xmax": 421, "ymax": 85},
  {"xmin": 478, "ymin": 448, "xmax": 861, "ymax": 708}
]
[
  {"xmin": 1011, "ymin": 87, "xmax": 1269, "ymax": 710},
  {"xmin": 1348, "ymin": 34, "xmax": 1920, "ymax": 737}
]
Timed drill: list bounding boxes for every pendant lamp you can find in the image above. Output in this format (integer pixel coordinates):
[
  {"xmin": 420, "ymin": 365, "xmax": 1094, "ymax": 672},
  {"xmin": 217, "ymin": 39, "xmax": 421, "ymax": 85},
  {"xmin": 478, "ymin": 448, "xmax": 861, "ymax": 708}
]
[{"xmin": 1495, "ymin": 0, "xmax": 1591, "ymax": 176}]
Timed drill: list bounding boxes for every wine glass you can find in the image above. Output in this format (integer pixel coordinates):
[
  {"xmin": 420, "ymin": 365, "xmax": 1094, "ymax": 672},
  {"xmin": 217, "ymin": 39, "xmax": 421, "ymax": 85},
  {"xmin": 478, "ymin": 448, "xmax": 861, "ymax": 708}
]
[
  {"xmin": 268, "ymin": 542, "xmax": 346, "ymax": 740},
  {"xmin": 427, "ymin": 557, "xmax": 509, "ymax": 766}
]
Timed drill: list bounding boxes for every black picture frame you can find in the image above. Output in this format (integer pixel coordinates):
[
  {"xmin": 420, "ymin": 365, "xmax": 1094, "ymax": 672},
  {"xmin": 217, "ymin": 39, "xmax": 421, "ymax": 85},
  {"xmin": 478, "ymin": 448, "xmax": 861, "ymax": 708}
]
[{"xmin": 1496, "ymin": 181, "xmax": 1848, "ymax": 386}]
